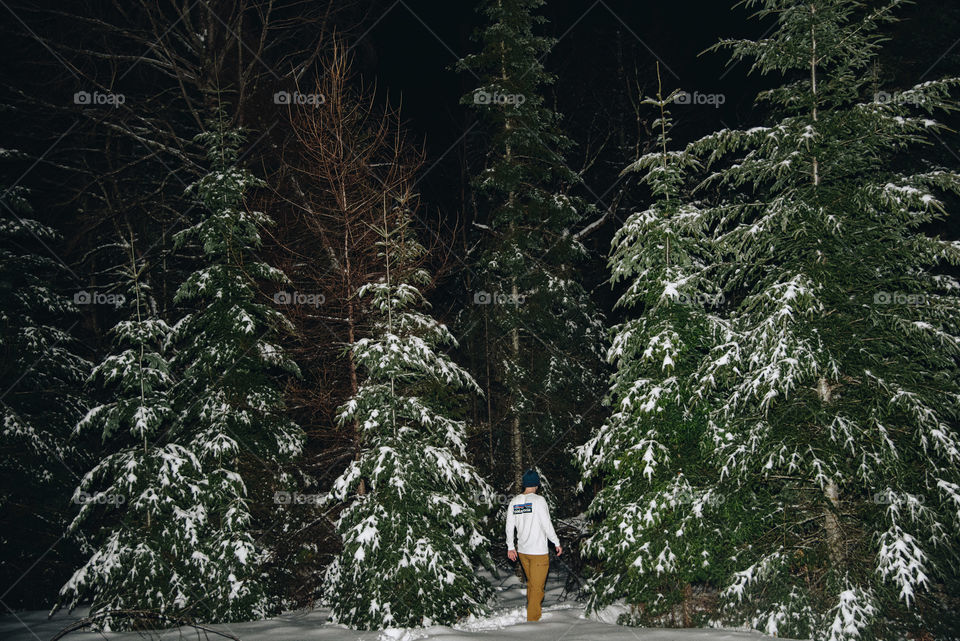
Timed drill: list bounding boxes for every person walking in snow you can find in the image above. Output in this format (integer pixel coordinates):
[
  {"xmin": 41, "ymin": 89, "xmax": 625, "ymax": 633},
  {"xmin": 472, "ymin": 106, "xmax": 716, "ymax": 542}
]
[{"xmin": 505, "ymin": 469, "xmax": 562, "ymax": 622}]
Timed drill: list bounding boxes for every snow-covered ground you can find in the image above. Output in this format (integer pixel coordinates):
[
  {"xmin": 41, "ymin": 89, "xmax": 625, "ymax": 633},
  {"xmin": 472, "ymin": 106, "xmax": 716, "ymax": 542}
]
[{"xmin": 1, "ymin": 566, "xmax": 778, "ymax": 641}]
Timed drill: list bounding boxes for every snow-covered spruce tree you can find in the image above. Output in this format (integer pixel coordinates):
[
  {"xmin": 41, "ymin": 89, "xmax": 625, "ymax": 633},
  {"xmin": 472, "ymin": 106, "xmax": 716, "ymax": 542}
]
[
  {"xmin": 52, "ymin": 237, "xmax": 207, "ymax": 629},
  {"xmin": 168, "ymin": 113, "xmax": 304, "ymax": 622},
  {"xmin": 323, "ymin": 198, "xmax": 496, "ymax": 629},
  {"xmin": 458, "ymin": 0, "xmax": 605, "ymax": 491},
  {"xmin": 683, "ymin": 1, "xmax": 960, "ymax": 638},
  {"xmin": 0, "ymin": 156, "xmax": 90, "ymax": 607},
  {"xmin": 575, "ymin": 71, "xmax": 732, "ymax": 626}
]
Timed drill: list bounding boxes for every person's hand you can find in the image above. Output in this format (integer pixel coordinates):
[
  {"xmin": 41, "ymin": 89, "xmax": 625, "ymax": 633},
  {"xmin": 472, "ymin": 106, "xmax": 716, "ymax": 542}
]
[
  {"xmin": 507, "ymin": 549, "xmax": 518, "ymax": 562},
  {"xmin": 555, "ymin": 545, "xmax": 563, "ymax": 556}
]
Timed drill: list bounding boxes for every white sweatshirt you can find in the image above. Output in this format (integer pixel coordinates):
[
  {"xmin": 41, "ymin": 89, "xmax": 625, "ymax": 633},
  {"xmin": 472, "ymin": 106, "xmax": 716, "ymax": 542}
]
[{"xmin": 505, "ymin": 492, "xmax": 560, "ymax": 555}]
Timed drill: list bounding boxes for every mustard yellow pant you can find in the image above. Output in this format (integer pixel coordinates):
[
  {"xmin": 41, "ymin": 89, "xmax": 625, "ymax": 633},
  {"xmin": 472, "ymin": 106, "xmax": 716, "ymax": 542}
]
[{"xmin": 517, "ymin": 553, "xmax": 549, "ymax": 621}]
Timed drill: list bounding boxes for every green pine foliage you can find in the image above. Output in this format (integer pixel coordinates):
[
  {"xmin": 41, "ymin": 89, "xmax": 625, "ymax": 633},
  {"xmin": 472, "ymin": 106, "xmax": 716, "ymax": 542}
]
[
  {"xmin": 0, "ymin": 154, "xmax": 90, "ymax": 607},
  {"xmin": 689, "ymin": 2, "xmax": 960, "ymax": 638},
  {"xmin": 580, "ymin": 1, "xmax": 960, "ymax": 638},
  {"xmin": 582, "ymin": 1, "xmax": 960, "ymax": 637},
  {"xmin": 576, "ymin": 74, "xmax": 732, "ymax": 626},
  {"xmin": 457, "ymin": 0, "xmax": 605, "ymax": 490},
  {"xmin": 52, "ymin": 238, "xmax": 206, "ymax": 629},
  {"xmin": 167, "ymin": 113, "xmax": 305, "ymax": 622},
  {"xmin": 323, "ymin": 202, "xmax": 496, "ymax": 629}
]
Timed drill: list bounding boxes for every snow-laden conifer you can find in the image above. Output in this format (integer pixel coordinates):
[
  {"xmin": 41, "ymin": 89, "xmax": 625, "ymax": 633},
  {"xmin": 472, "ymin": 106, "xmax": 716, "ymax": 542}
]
[
  {"xmin": 684, "ymin": 2, "xmax": 960, "ymax": 637},
  {"xmin": 166, "ymin": 113, "xmax": 304, "ymax": 622},
  {"xmin": 323, "ymin": 199, "xmax": 495, "ymax": 629},
  {"xmin": 458, "ymin": 0, "xmax": 605, "ymax": 489},
  {"xmin": 53, "ymin": 237, "xmax": 204, "ymax": 629},
  {"xmin": 576, "ymin": 70, "xmax": 728, "ymax": 625},
  {"xmin": 0, "ymin": 154, "xmax": 89, "ymax": 605}
]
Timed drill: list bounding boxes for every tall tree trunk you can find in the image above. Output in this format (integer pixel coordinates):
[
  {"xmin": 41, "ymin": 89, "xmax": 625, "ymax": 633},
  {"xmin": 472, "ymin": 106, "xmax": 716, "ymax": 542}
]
[
  {"xmin": 510, "ymin": 279, "xmax": 522, "ymax": 492},
  {"xmin": 499, "ymin": 1, "xmax": 523, "ymax": 493},
  {"xmin": 484, "ymin": 309, "xmax": 495, "ymax": 468},
  {"xmin": 809, "ymin": 5, "xmax": 840, "ymax": 566},
  {"xmin": 818, "ymin": 377, "xmax": 843, "ymax": 564},
  {"xmin": 344, "ymin": 211, "xmax": 364, "ymax": 495}
]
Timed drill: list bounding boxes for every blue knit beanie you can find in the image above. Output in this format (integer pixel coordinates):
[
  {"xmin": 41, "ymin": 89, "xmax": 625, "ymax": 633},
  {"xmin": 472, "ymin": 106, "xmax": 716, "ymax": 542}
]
[{"xmin": 522, "ymin": 469, "xmax": 540, "ymax": 488}]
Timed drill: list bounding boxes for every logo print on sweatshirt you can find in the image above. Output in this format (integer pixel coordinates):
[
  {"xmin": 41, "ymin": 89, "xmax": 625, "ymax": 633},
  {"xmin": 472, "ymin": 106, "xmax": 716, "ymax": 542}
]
[{"xmin": 513, "ymin": 503, "xmax": 533, "ymax": 514}]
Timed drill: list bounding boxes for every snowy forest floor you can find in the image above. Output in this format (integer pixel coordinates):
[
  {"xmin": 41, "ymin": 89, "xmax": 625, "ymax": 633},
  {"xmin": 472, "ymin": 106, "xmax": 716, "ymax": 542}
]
[{"xmin": 1, "ymin": 565, "xmax": 781, "ymax": 641}]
